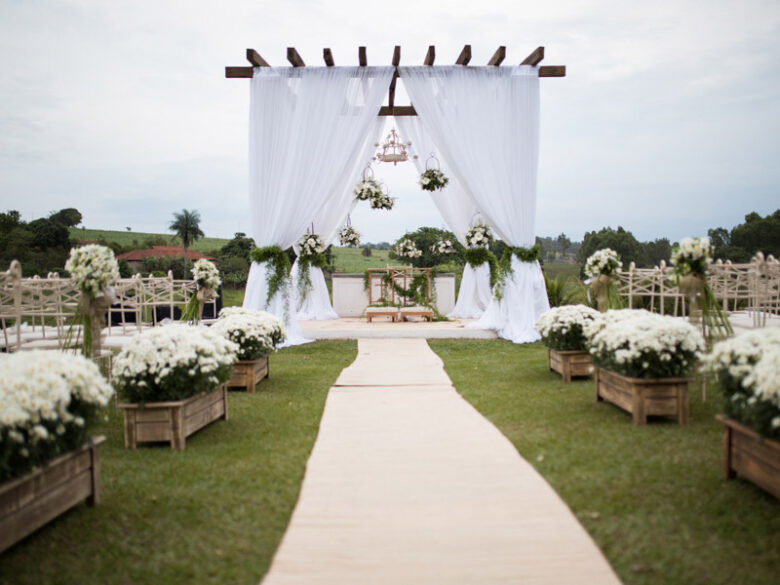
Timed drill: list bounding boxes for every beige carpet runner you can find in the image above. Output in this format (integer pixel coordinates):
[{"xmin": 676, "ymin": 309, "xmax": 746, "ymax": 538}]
[{"xmin": 261, "ymin": 338, "xmax": 621, "ymax": 584}]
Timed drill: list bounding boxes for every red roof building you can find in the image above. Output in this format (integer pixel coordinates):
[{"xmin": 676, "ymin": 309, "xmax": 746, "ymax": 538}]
[{"xmin": 117, "ymin": 246, "xmax": 216, "ymax": 272}]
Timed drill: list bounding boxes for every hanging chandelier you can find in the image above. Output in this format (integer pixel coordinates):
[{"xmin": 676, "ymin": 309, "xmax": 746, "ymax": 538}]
[{"xmin": 373, "ymin": 128, "xmax": 417, "ymax": 166}]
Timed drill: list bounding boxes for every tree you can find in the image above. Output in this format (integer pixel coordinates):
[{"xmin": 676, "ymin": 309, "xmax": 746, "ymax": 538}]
[
  {"xmin": 708, "ymin": 210, "xmax": 780, "ymax": 262},
  {"xmin": 556, "ymin": 233, "xmax": 572, "ymax": 256},
  {"xmin": 169, "ymin": 209, "xmax": 204, "ymax": 275},
  {"xmin": 389, "ymin": 227, "xmax": 461, "ymax": 268},
  {"xmin": 578, "ymin": 226, "xmax": 644, "ymax": 269},
  {"xmin": 49, "ymin": 208, "xmax": 82, "ymax": 227}
]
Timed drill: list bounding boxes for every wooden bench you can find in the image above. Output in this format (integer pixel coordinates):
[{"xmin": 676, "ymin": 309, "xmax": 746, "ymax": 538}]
[
  {"xmin": 399, "ymin": 306, "xmax": 434, "ymax": 322},
  {"xmin": 366, "ymin": 307, "xmax": 399, "ymax": 323}
]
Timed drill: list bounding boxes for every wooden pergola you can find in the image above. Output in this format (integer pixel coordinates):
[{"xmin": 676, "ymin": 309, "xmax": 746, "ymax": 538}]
[{"xmin": 225, "ymin": 45, "xmax": 565, "ymax": 116}]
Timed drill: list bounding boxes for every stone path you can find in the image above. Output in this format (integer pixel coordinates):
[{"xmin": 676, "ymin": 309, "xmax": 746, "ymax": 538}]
[{"xmin": 261, "ymin": 338, "xmax": 621, "ymax": 584}]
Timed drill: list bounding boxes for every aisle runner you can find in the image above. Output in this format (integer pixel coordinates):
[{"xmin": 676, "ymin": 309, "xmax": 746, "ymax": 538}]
[{"xmin": 261, "ymin": 339, "xmax": 621, "ymax": 585}]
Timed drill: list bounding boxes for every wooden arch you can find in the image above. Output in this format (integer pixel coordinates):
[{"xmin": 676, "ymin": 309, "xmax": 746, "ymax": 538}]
[{"xmin": 225, "ymin": 45, "xmax": 565, "ymax": 116}]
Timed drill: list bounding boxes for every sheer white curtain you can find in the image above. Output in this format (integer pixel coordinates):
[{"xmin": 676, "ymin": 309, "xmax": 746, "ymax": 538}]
[
  {"xmin": 395, "ymin": 116, "xmax": 491, "ymax": 319},
  {"xmin": 292, "ymin": 118, "xmax": 387, "ymax": 321},
  {"xmin": 243, "ymin": 67, "xmax": 394, "ymax": 341},
  {"xmin": 401, "ymin": 65, "xmax": 549, "ymax": 342}
]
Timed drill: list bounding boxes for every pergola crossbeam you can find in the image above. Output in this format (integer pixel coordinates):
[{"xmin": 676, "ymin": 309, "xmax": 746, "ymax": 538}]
[
  {"xmin": 521, "ymin": 46, "xmax": 544, "ymax": 66},
  {"xmin": 323, "ymin": 48, "xmax": 335, "ymax": 67},
  {"xmin": 359, "ymin": 46, "xmax": 367, "ymax": 66},
  {"xmin": 287, "ymin": 47, "xmax": 305, "ymax": 67},
  {"xmin": 246, "ymin": 49, "xmax": 270, "ymax": 67},
  {"xmin": 488, "ymin": 46, "xmax": 506, "ymax": 66},
  {"xmin": 456, "ymin": 45, "xmax": 472, "ymax": 65},
  {"xmin": 388, "ymin": 46, "xmax": 401, "ymax": 109},
  {"xmin": 539, "ymin": 66, "xmax": 566, "ymax": 77},
  {"xmin": 424, "ymin": 45, "xmax": 436, "ymax": 66}
]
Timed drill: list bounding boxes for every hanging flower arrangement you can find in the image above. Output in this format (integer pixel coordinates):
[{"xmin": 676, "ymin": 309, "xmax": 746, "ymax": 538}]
[
  {"xmin": 464, "ymin": 224, "xmax": 493, "ymax": 249},
  {"xmin": 181, "ymin": 259, "xmax": 221, "ymax": 322},
  {"xmin": 419, "ymin": 154, "xmax": 449, "ymax": 192},
  {"xmin": 430, "ymin": 239, "xmax": 455, "ymax": 255},
  {"xmin": 353, "ymin": 177, "xmax": 384, "ymax": 202},
  {"xmin": 296, "ymin": 232, "xmax": 328, "ymax": 303},
  {"xmin": 394, "ymin": 238, "xmax": 422, "ymax": 259},
  {"xmin": 338, "ymin": 225, "xmax": 361, "ymax": 247},
  {"xmin": 370, "ymin": 192, "xmax": 395, "ymax": 211}
]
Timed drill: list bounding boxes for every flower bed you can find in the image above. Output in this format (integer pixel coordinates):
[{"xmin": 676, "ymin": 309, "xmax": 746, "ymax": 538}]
[
  {"xmin": 704, "ymin": 330, "xmax": 780, "ymax": 497},
  {"xmin": 536, "ymin": 305, "xmax": 600, "ymax": 382},
  {"xmin": 113, "ymin": 324, "xmax": 237, "ymax": 448},
  {"xmin": 212, "ymin": 309, "xmax": 285, "ymax": 393},
  {"xmin": 585, "ymin": 310, "xmax": 704, "ymax": 424},
  {"xmin": 0, "ymin": 350, "xmax": 113, "ymax": 551}
]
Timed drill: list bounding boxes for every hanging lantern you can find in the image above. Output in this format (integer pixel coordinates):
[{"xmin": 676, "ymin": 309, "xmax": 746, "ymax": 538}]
[{"xmin": 373, "ymin": 128, "xmax": 417, "ymax": 166}]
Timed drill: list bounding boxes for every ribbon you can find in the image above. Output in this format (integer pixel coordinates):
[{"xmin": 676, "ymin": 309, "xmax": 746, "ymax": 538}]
[
  {"xmin": 77, "ymin": 287, "xmax": 115, "ymax": 357},
  {"xmin": 678, "ymin": 273, "xmax": 706, "ymax": 325},
  {"xmin": 590, "ymin": 274, "xmax": 612, "ymax": 313},
  {"xmin": 196, "ymin": 287, "xmax": 216, "ymax": 321}
]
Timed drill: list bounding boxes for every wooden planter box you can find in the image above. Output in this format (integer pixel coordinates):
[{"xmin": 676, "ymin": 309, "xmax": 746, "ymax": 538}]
[
  {"xmin": 119, "ymin": 384, "xmax": 228, "ymax": 450},
  {"xmin": 595, "ymin": 368, "xmax": 690, "ymax": 425},
  {"xmin": 0, "ymin": 436, "xmax": 105, "ymax": 553},
  {"xmin": 228, "ymin": 356, "xmax": 269, "ymax": 393},
  {"xmin": 717, "ymin": 415, "xmax": 780, "ymax": 499},
  {"xmin": 547, "ymin": 348, "xmax": 592, "ymax": 382}
]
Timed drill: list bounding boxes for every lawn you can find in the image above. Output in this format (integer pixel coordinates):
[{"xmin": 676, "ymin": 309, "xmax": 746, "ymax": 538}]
[
  {"xmin": 330, "ymin": 246, "xmax": 395, "ymax": 273},
  {"xmin": 70, "ymin": 227, "xmax": 230, "ymax": 253},
  {"xmin": 428, "ymin": 339, "xmax": 780, "ymax": 585},
  {"xmin": 0, "ymin": 341, "xmax": 357, "ymax": 585}
]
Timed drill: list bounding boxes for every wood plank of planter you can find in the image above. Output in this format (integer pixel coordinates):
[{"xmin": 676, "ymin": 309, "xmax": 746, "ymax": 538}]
[
  {"xmin": 547, "ymin": 348, "xmax": 592, "ymax": 382},
  {"xmin": 0, "ymin": 436, "xmax": 105, "ymax": 553},
  {"xmin": 228, "ymin": 356, "xmax": 270, "ymax": 393},
  {"xmin": 716, "ymin": 415, "xmax": 780, "ymax": 499},
  {"xmin": 119, "ymin": 384, "xmax": 228, "ymax": 450},
  {"xmin": 595, "ymin": 368, "xmax": 691, "ymax": 425}
]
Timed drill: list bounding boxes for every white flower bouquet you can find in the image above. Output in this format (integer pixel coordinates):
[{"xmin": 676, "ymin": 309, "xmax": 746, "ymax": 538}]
[
  {"xmin": 297, "ymin": 233, "xmax": 326, "ymax": 258},
  {"xmin": 353, "ymin": 177, "xmax": 384, "ymax": 202},
  {"xmin": 535, "ymin": 304, "xmax": 601, "ymax": 351},
  {"xmin": 394, "ymin": 238, "xmax": 422, "ymax": 259},
  {"xmin": 112, "ymin": 324, "xmax": 238, "ymax": 404},
  {"xmin": 65, "ymin": 244, "xmax": 120, "ymax": 298},
  {"xmin": 191, "ymin": 258, "xmax": 221, "ymax": 290},
  {"xmin": 464, "ymin": 224, "xmax": 493, "ymax": 249},
  {"xmin": 419, "ymin": 169, "xmax": 449, "ymax": 192},
  {"xmin": 369, "ymin": 193, "xmax": 395, "ymax": 211},
  {"xmin": 213, "ymin": 309, "xmax": 286, "ymax": 360},
  {"xmin": 0, "ymin": 351, "xmax": 114, "ymax": 482},
  {"xmin": 585, "ymin": 310, "xmax": 705, "ymax": 378},
  {"xmin": 430, "ymin": 239, "xmax": 455, "ymax": 255},
  {"xmin": 703, "ymin": 329, "xmax": 780, "ymax": 439},
  {"xmin": 671, "ymin": 236, "xmax": 712, "ymax": 276},
  {"xmin": 338, "ymin": 226, "xmax": 361, "ymax": 247},
  {"xmin": 584, "ymin": 248, "xmax": 622, "ymax": 278}
]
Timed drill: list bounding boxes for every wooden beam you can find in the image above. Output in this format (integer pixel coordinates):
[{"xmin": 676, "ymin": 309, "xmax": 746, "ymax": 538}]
[
  {"xmin": 388, "ymin": 46, "xmax": 401, "ymax": 109},
  {"xmin": 424, "ymin": 45, "xmax": 436, "ymax": 66},
  {"xmin": 392, "ymin": 45, "xmax": 401, "ymax": 66},
  {"xmin": 488, "ymin": 46, "xmax": 506, "ymax": 66},
  {"xmin": 456, "ymin": 45, "xmax": 472, "ymax": 65},
  {"xmin": 287, "ymin": 47, "xmax": 305, "ymax": 67},
  {"xmin": 323, "ymin": 48, "xmax": 334, "ymax": 66},
  {"xmin": 359, "ymin": 46, "xmax": 367, "ymax": 66},
  {"xmin": 539, "ymin": 65, "xmax": 566, "ymax": 77},
  {"xmin": 226, "ymin": 66, "xmax": 254, "ymax": 78},
  {"xmin": 246, "ymin": 49, "xmax": 269, "ymax": 67},
  {"xmin": 378, "ymin": 105, "xmax": 417, "ymax": 116},
  {"xmin": 521, "ymin": 46, "xmax": 544, "ymax": 66}
]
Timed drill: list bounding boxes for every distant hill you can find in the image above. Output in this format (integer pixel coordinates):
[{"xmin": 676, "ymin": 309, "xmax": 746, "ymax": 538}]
[{"xmin": 69, "ymin": 227, "xmax": 230, "ymax": 253}]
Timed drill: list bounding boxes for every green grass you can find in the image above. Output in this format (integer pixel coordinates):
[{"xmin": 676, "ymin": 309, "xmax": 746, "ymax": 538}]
[
  {"xmin": 221, "ymin": 288, "xmax": 245, "ymax": 308},
  {"xmin": 330, "ymin": 246, "xmax": 395, "ymax": 273},
  {"xmin": 0, "ymin": 341, "xmax": 357, "ymax": 585},
  {"xmin": 70, "ymin": 228, "xmax": 230, "ymax": 253},
  {"xmin": 543, "ymin": 261, "xmax": 581, "ymax": 280},
  {"xmin": 428, "ymin": 340, "xmax": 779, "ymax": 585}
]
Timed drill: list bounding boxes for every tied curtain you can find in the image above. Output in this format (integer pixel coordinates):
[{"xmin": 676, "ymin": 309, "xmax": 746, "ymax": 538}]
[
  {"xmin": 244, "ymin": 66, "xmax": 394, "ymax": 342},
  {"xmin": 394, "ymin": 116, "xmax": 491, "ymax": 318},
  {"xmin": 401, "ymin": 65, "xmax": 550, "ymax": 342}
]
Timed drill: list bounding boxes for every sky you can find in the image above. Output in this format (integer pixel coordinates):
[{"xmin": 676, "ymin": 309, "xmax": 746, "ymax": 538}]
[{"xmin": 1, "ymin": 0, "xmax": 778, "ymax": 245}]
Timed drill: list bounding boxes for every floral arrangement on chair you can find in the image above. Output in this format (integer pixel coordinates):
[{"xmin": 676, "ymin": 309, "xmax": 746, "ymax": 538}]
[
  {"xmin": 584, "ymin": 248, "xmax": 623, "ymax": 312},
  {"xmin": 112, "ymin": 324, "xmax": 237, "ymax": 404},
  {"xmin": 430, "ymin": 239, "xmax": 455, "ymax": 255},
  {"xmin": 181, "ymin": 259, "xmax": 221, "ymax": 322},
  {"xmin": 338, "ymin": 225, "xmax": 361, "ymax": 247},
  {"xmin": 535, "ymin": 304, "xmax": 601, "ymax": 352},
  {"xmin": 212, "ymin": 309, "xmax": 286, "ymax": 361},
  {"xmin": 0, "ymin": 351, "xmax": 114, "ymax": 481},
  {"xmin": 65, "ymin": 244, "xmax": 120, "ymax": 357},
  {"xmin": 583, "ymin": 309, "xmax": 705, "ymax": 379},
  {"xmin": 296, "ymin": 232, "xmax": 328, "ymax": 303},
  {"xmin": 671, "ymin": 236, "xmax": 731, "ymax": 338},
  {"xmin": 703, "ymin": 328, "xmax": 780, "ymax": 439},
  {"xmin": 394, "ymin": 238, "xmax": 422, "ymax": 259}
]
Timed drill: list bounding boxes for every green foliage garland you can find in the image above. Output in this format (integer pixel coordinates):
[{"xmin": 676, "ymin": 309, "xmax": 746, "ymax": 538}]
[
  {"xmin": 463, "ymin": 248, "xmax": 499, "ymax": 289},
  {"xmin": 250, "ymin": 246, "xmax": 292, "ymax": 307},
  {"xmin": 494, "ymin": 244, "xmax": 541, "ymax": 301},
  {"xmin": 296, "ymin": 253, "xmax": 328, "ymax": 303}
]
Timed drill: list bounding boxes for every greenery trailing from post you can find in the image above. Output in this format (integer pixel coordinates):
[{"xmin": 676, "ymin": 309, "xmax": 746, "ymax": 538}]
[
  {"xmin": 493, "ymin": 244, "xmax": 541, "ymax": 301},
  {"xmin": 297, "ymin": 252, "xmax": 328, "ymax": 304},
  {"xmin": 250, "ymin": 245, "xmax": 291, "ymax": 307},
  {"xmin": 463, "ymin": 248, "xmax": 499, "ymax": 289}
]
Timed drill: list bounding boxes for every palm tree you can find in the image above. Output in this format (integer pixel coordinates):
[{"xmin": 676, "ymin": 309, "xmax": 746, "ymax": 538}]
[{"xmin": 169, "ymin": 209, "xmax": 204, "ymax": 276}]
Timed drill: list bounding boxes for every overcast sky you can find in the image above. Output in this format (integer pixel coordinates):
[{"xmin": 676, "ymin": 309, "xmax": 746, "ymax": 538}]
[{"xmin": 1, "ymin": 0, "xmax": 778, "ymax": 245}]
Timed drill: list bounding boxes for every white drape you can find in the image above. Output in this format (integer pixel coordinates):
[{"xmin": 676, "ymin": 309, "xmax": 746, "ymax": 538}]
[
  {"xmin": 395, "ymin": 116, "xmax": 490, "ymax": 318},
  {"xmin": 243, "ymin": 67, "xmax": 394, "ymax": 342},
  {"xmin": 401, "ymin": 65, "xmax": 550, "ymax": 342}
]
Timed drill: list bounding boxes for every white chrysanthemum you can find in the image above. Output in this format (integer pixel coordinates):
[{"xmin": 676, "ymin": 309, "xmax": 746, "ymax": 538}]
[
  {"xmin": 338, "ymin": 226, "xmax": 361, "ymax": 247},
  {"xmin": 395, "ymin": 238, "xmax": 422, "ymax": 259},
  {"xmin": 536, "ymin": 305, "xmax": 601, "ymax": 340},
  {"xmin": 191, "ymin": 259, "xmax": 221, "ymax": 290},
  {"xmin": 212, "ymin": 310, "xmax": 286, "ymax": 359},
  {"xmin": 65, "ymin": 244, "xmax": 120, "ymax": 298},
  {"xmin": 584, "ymin": 248, "xmax": 622, "ymax": 278},
  {"xmin": 296, "ymin": 233, "xmax": 325, "ymax": 258}
]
